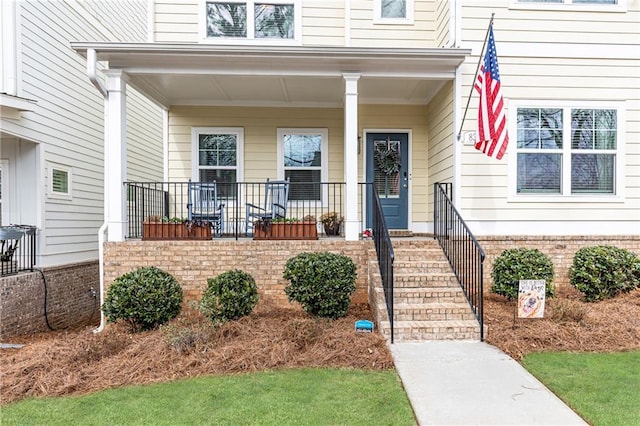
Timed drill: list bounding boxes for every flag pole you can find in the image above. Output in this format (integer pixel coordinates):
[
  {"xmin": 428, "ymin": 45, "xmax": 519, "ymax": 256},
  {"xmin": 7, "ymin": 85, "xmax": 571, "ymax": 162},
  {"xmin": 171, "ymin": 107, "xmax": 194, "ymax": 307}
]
[{"xmin": 457, "ymin": 13, "xmax": 495, "ymax": 142}]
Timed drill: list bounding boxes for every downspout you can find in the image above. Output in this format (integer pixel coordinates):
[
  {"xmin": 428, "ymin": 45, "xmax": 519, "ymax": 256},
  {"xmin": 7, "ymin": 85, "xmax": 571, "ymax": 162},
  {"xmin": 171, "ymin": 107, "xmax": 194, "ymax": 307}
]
[
  {"xmin": 95, "ymin": 222, "xmax": 108, "ymax": 333},
  {"xmin": 87, "ymin": 48, "xmax": 108, "ymax": 333}
]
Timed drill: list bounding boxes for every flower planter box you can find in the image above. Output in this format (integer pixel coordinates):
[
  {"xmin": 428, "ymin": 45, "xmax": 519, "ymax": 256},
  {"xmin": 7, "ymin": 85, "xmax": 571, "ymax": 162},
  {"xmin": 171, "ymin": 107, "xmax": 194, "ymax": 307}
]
[
  {"xmin": 253, "ymin": 221, "xmax": 318, "ymax": 240},
  {"xmin": 142, "ymin": 222, "xmax": 212, "ymax": 240}
]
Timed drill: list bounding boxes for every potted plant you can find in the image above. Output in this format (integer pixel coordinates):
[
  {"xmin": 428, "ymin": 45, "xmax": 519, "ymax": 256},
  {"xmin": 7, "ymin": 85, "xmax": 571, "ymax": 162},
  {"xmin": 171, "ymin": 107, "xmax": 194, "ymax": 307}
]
[
  {"xmin": 253, "ymin": 216, "xmax": 318, "ymax": 240},
  {"xmin": 320, "ymin": 212, "xmax": 343, "ymax": 236},
  {"xmin": 143, "ymin": 216, "xmax": 212, "ymax": 240}
]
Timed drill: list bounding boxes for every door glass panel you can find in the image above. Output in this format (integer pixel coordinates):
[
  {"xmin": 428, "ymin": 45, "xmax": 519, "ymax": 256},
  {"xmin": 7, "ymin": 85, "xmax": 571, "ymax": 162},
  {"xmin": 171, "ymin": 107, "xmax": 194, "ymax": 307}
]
[{"xmin": 373, "ymin": 139, "xmax": 401, "ymax": 198}]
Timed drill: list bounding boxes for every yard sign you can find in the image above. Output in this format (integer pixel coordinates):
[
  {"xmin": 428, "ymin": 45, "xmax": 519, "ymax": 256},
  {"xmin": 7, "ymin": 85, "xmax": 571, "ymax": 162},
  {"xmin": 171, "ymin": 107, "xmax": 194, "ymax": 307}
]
[{"xmin": 517, "ymin": 280, "xmax": 546, "ymax": 318}]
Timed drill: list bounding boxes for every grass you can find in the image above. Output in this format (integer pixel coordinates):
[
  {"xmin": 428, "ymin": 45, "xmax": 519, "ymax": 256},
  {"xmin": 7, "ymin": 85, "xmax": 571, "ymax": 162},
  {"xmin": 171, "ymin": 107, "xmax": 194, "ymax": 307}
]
[
  {"xmin": 523, "ymin": 351, "xmax": 640, "ymax": 426},
  {"xmin": 1, "ymin": 368, "xmax": 416, "ymax": 426}
]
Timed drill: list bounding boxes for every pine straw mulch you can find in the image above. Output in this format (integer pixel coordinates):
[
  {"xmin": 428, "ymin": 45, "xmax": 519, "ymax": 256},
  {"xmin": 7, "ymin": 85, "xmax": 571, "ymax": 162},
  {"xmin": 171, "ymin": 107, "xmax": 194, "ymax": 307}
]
[
  {"xmin": 485, "ymin": 287, "xmax": 640, "ymax": 360},
  {"xmin": 0, "ymin": 303, "xmax": 392, "ymax": 405},
  {"xmin": 2, "ymin": 289, "xmax": 640, "ymax": 406}
]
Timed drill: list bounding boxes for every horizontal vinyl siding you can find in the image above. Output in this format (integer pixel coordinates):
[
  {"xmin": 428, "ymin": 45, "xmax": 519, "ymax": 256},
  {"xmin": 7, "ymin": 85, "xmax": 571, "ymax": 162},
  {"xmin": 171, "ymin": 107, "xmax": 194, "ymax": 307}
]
[
  {"xmin": 127, "ymin": 86, "xmax": 164, "ymax": 182},
  {"xmin": 8, "ymin": 1, "xmax": 163, "ymax": 266},
  {"xmin": 79, "ymin": 0, "xmax": 148, "ymax": 42},
  {"xmin": 154, "ymin": 0, "xmax": 199, "ymax": 43},
  {"xmin": 350, "ymin": 0, "xmax": 439, "ymax": 48},
  {"xmin": 302, "ymin": 1, "xmax": 344, "ymax": 46},
  {"xmin": 458, "ymin": 0, "xmax": 640, "ymax": 233},
  {"xmin": 168, "ymin": 106, "xmax": 344, "ymax": 182},
  {"xmin": 426, "ymin": 81, "xmax": 454, "ymax": 222}
]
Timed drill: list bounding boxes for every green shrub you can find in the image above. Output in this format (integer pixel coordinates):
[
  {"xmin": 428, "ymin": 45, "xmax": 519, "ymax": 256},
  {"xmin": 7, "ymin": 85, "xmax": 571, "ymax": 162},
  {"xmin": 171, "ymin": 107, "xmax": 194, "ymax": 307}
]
[
  {"xmin": 102, "ymin": 266, "xmax": 183, "ymax": 332},
  {"xmin": 283, "ymin": 252, "xmax": 357, "ymax": 319},
  {"xmin": 569, "ymin": 245, "xmax": 640, "ymax": 302},
  {"xmin": 199, "ymin": 269, "xmax": 259, "ymax": 325},
  {"xmin": 491, "ymin": 248, "xmax": 555, "ymax": 300}
]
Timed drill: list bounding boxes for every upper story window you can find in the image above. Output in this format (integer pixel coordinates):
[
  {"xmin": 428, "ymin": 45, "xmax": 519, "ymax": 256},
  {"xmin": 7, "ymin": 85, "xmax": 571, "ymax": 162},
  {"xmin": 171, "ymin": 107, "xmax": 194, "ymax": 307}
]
[
  {"xmin": 204, "ymin": 1, "xmax": 300, "ymax": 42},
  {"xmin": 192, "ymin": 127, "xmax": 244, "ymax": 199},
  {"xmin": 511, "ymin": 104, "xmax": 623, "ymax": 199},
  {"xmin": 277, "ymin": 128, "xmax": 328, "ymax": 203},
  {"xmin": 374, "ymin": 0, "xmax": 414, "ymax": 24}
]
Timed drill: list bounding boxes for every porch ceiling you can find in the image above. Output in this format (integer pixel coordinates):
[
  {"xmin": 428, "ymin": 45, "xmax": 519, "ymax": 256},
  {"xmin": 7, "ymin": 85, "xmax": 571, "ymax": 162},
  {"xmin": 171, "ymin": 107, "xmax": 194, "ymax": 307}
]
[{"xmin": 72, "ymin": 43, "xmax": 471, "ymax": 108}]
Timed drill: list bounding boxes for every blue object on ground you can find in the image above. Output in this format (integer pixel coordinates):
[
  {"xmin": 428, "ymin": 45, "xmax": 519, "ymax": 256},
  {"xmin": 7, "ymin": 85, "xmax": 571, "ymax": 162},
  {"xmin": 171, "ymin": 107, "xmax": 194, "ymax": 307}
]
[{"xmin": 355, "ymin": 320, "xmax": 374, "ymax": 332}]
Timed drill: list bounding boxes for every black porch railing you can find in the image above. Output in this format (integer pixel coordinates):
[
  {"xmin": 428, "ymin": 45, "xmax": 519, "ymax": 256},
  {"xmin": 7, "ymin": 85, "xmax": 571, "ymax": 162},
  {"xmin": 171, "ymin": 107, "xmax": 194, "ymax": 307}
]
[
  {"xmin": 369, "ymin": 184, "xmax": 395, "ymax": 343},
  {"xmin": 0, "ymin": 225, "xmax": 37, "ymax": 277},
  {"xmin": 433, "ymin": 182, "xmax": 485, "ymax": 341},
  {"xmin": 125, "ymin": 181, "xmax": 345, "ymax": 240}
]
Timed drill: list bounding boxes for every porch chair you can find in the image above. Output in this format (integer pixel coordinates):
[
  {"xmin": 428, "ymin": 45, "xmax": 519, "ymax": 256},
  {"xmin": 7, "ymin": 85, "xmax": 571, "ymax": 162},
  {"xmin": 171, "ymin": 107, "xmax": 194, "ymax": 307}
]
[
  {"xmin": 245, "ymin": 178, "xmax": 290, "ymax": 236},
  {"xmin": 187, "ymin": 181, "xmax": 225, "ymax": 237}
]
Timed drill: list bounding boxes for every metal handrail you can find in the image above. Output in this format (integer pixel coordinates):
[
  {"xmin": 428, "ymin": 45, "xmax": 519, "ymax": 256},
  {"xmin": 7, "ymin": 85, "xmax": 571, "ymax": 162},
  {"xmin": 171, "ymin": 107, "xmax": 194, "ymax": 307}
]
[
  {"xmin": 0, "ymin": 225, "xmax": 37, "ymax": 277},
  {"xmin": 433, "ymin": 182, "xmax": 485, "ymax": 341},
  {"xmin": 370, "ymin": 184, "xmax": 395, "ymax": 343}
]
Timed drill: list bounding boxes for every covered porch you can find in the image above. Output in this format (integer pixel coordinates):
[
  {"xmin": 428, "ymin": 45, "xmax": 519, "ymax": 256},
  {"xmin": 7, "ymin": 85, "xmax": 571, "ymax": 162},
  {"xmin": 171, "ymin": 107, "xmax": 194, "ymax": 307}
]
[{"xmin": 71, "ymin": 43, "xmax": 470, "ymax": 242}]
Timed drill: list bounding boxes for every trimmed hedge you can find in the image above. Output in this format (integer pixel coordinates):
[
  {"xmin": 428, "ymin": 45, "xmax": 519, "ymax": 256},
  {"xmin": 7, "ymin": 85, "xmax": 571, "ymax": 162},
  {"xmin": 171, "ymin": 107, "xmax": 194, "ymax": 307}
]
[
  {"xmin": 200, "ymin": 269, "xmax": 259, "ymax": 324},
  {"xmin": 491, "ymin": 248, "xmax": 555, "ymax": 300},
  {"xmin": 569, "ymin": 245, "xmax": 640, "ymax": 301},
  {"xmin": 102, "ymin": 266, "xmax": 183, "ymax": 332},
  {"xmin": 283, "ymin": 252, "xmax": 357, "ymax": 319}
]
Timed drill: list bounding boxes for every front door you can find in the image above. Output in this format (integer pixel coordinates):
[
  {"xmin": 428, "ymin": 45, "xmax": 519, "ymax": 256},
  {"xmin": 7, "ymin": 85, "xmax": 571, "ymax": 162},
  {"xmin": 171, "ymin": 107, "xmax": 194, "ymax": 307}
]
[{"xmin": 366, "ymin": 133, "xmax": 409, "ymax": 229}]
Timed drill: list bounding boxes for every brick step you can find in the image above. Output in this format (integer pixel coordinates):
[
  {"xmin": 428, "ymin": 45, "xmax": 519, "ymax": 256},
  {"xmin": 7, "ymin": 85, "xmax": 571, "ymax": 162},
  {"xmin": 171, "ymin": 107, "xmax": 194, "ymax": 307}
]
[
  {"xmin": 392, "ymin": 250, "xmax": 446, "ymax": 260},
  {"xmin": 379, "ymin": 320, "xmax": 481, "ymax": 342},
  {"xmin": 393, "ymin": 302, "xmax": 478, "ymax": 321},
  {"xmin": 393, "ymin": 260, "xmax": 452, "ymax": 273},
  {"xmin": 373, "ymin": 287, "xmax": 469, "ymax": 304},
  {"xmin": 393, "ymin": 272, "xmax": 459, "ymax": 287}
]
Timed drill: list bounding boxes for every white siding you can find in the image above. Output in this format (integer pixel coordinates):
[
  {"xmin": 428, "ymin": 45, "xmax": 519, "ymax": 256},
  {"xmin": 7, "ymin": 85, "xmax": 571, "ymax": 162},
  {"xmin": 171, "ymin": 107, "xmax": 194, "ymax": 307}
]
[
  {"xmin": 127, "ymin": 86, "xmax": 164, "ymax": 182},
  {"xmin": 0, "ymin": 0, "xmax": 163, "ymax": 266},
  {"xmin": 79, "ymin": 0, "xmax": 148, "ymax": 42},
  {"xmin": 457, "ymin": 0, "xmax": 640, "ymax": 235}
]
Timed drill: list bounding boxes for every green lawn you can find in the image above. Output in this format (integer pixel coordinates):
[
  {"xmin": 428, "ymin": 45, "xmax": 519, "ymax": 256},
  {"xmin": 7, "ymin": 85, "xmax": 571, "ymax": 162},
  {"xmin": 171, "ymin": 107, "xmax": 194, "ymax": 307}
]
[
  {"xmin": 1, "ymin": 368, "xmax": 416, "ymax": 426},
  {"xmin": 523, "ymin": 351, "xmax": 640, "ymax": 426}
]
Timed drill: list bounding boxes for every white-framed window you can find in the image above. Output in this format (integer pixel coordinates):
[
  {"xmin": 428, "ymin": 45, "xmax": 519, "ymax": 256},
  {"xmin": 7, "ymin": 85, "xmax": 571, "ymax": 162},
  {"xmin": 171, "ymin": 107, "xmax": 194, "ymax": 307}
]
[
  {"xmin": 192, "ymin": 127, "xmax": 244, "ymax": 199},
  {"xmin": 277, "ymin": 128, "xmax": 328, "ymax": 204},
  {"xmin": 511, "ymin": 0, "xmax": 626, "ymax": 12},
  {"xmin": 374, "ymin": 0, "xmax": 414, "ymax": 24},
  {"xmin": 509, "ymin": 102, "xmax": 624, "ymax": 200},
  {"xmin": 201, "ymin": 0, "xmax": 301, "ymax": 43},
  {"xmin": 48, "ymin": 164, "xmax": 72, "ymax": 200}
]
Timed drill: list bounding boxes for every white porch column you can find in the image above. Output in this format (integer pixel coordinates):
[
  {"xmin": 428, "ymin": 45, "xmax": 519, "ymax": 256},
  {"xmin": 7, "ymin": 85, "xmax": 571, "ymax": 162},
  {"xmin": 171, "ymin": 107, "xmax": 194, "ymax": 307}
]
[
  {"xmin": 104, "ymin": 70, "xmax": 128, "ymax": 241},
  {"xmin": 343, "ymin": 73, "xmax": 360, "ymax": 241}
]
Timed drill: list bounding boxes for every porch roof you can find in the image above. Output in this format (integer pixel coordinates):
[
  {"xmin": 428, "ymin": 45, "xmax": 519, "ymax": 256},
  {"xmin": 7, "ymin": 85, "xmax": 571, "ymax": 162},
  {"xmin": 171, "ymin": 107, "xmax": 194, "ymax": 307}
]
[{"xmin": 71, "ymin": 43, "xmax": 471, "ymax": 108}]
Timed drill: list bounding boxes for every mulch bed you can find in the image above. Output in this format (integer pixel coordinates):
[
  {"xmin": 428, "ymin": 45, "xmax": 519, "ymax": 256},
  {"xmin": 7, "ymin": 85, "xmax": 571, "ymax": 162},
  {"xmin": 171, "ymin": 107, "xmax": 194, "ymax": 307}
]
[{"xmin": 2, "ymin": 288, "xmax": 639, "ymax": 406}]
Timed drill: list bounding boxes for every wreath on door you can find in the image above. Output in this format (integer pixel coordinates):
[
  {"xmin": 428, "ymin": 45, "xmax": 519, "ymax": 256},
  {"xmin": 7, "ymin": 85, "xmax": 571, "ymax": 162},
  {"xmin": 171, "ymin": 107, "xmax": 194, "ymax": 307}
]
[{"xmin": 374, "ymin": 140, "xmax": 401, "ymax": 176}]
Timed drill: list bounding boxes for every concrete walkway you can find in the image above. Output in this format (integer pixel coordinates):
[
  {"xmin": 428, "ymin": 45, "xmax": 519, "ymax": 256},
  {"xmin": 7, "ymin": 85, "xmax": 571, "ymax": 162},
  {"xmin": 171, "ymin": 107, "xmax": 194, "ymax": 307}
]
[{"xmin": 390, "ymin": 341, "xmax": 588, "ymax": 426}]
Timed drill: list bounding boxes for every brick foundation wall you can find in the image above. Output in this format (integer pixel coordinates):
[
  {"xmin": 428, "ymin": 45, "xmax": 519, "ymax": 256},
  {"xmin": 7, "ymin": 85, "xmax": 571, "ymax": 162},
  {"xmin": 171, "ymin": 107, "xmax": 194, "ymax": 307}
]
[
  {"xmin": 477, "ymin": 236, "xmax": 640, "ymax": 290},
  {"xmin": 104, "ymin": 240, "xmax": 375, "ymax": 308},
  {"xmin": 0, "ymin": 261, "xmax": 100, "ymax": 339}
]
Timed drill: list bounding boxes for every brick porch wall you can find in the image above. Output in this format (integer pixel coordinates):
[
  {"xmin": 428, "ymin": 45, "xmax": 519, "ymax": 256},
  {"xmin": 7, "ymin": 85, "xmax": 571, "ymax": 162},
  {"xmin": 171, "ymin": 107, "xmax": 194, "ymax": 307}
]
[
  {"xmin": 104, "ymin": 240, "xmax": 375, "ymax": 307},
  {"xmin": 0, "ymin": 261, "xmax": 100, "ymax": 339},
  {"xmin": 477, "ymin": 235, "xmax": 640, "ymax": 290}
]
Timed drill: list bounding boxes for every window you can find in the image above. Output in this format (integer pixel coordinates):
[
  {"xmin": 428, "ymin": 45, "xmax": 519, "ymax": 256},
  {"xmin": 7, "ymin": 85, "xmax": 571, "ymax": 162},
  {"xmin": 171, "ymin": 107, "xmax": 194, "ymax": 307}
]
[
  {"xmin": 277, "ymin": 128, "xmax": 328, "ymax": 203},
  {"xmin": 374, "ymin": 0, "xmax": 414, "ymax": 23},
  {"xmin": 204, "ymin": 1, "xmax": 299, "ymax": 41},
  {"xmin": 49, "ymin": 165, "xmax": 72, "ymax": 199},
  {"xmin": 192, "ymin": 128, "xmax": 244, "ymax": 199},
  {"xmin": 513, "ymin": 105, "xmax": 621, "ymax": 197}
]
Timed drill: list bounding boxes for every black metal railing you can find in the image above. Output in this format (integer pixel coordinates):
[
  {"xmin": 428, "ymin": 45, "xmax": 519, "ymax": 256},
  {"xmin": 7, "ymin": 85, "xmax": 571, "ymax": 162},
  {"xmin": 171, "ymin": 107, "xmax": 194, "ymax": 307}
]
[
  {"xmin": 0, "ymin": 225, "xmax": 37, "ymax": 277},
  {"xmin": 125, "ymin": 181, "xmax": 346, "ymax": 240},
  {"xmin": 433, "ymin": 182, "xmax": 485, "ymax": 341},
  {"xmin": 370, "ymin": 184, "xmax": 395, "ymax": 343}
]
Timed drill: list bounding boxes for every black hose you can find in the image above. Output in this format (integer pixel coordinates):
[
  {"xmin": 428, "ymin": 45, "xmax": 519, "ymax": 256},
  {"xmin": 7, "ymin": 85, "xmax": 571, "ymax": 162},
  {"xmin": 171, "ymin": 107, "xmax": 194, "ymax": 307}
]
[{"xmin": 34, "ymin": 268, "xmax": 56, "ymax": 331}]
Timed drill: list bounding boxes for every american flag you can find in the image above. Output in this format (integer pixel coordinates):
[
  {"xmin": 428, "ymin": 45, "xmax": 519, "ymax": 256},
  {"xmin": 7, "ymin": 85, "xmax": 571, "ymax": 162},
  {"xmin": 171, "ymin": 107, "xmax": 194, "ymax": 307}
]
[{"xmin": 474, "ymin": 24, "xmax": 508, "ymax": 160}]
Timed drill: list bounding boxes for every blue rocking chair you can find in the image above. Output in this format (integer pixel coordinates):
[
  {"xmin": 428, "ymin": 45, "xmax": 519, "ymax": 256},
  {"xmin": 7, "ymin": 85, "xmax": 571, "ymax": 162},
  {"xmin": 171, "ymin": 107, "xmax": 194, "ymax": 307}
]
[
  {"xmin": 187, "ymin": 181, "xmax": 225, "ymax": 237},
  {"xmin": 245, "ymin": 178, "xmax": 290, "ymax": 236}
]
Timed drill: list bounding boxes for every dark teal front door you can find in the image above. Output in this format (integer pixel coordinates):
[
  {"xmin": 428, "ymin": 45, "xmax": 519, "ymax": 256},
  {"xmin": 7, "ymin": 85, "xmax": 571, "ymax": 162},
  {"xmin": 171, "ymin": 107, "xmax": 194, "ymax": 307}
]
[{"xmin": 366, "ymin": 133, "xmax": 409, "ymax": 229}]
